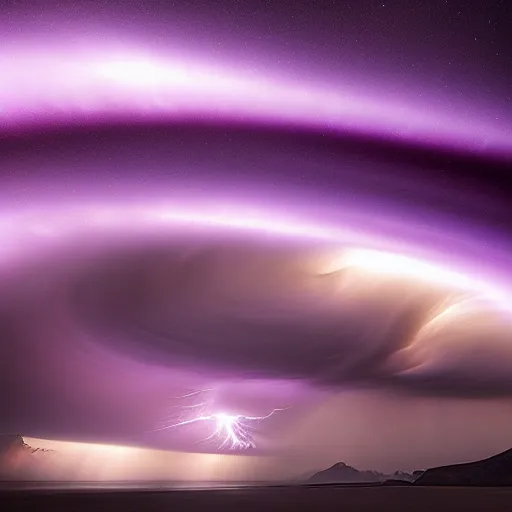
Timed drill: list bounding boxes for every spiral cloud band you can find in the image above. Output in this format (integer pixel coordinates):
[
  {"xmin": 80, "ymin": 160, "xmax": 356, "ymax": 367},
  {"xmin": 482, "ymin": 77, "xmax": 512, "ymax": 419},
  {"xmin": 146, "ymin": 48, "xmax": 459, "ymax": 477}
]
[{"xmin": 0, "ymin": 5, "xmax": 511, "ymax": 465}]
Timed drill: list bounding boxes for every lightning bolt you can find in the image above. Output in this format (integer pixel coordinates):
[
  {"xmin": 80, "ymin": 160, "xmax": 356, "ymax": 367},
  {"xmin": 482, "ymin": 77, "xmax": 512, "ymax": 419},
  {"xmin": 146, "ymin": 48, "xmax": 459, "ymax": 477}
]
[{"xmin": 152, "ymin": 389, "xmax": 288, "ymax": 450}]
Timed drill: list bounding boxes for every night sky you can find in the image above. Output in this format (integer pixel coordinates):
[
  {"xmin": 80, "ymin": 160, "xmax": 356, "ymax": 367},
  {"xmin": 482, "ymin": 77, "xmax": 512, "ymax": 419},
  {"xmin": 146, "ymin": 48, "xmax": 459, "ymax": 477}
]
[{"xmin": 0, "ymin": 0, "xmax": 512, "ymax": 479}]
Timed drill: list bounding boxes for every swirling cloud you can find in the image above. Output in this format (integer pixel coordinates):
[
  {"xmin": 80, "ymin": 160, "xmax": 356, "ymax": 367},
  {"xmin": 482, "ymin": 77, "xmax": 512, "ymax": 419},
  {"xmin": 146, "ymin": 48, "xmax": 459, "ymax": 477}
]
[
  {"xmin": 1, "ymin": 203, "xmax": 512, "ymax": 412},
  {"xmin": 1, "ymin": 44, "xmax": 511, "ymax": 157},
  {"xmin": 0, "ymin": 2, "xmax": 511, "ymax": 465}
]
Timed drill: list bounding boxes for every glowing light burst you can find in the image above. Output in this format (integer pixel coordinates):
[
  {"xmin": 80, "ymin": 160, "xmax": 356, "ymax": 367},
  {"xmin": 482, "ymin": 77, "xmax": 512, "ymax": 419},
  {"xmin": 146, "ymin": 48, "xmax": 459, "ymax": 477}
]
[
  {"xmin": 164, "ymin": 411, "xmax": 279, "ymax": 450},
  {"xmin": 153, "ymin": 390, "xmax": 287, "ymax": 450}
]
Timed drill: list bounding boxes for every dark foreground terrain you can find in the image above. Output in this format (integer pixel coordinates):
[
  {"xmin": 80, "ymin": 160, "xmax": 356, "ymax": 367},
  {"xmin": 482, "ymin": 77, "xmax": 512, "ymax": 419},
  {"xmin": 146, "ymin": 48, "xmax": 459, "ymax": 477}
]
[{"xmin": 2, "ymin": 485, "xmax": 512, "ymax": 512}]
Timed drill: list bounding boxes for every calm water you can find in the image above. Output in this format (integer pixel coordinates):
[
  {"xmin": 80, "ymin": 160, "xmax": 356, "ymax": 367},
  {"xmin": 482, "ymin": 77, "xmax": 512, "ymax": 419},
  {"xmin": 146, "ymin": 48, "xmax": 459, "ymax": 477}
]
[
  {"xmin": 3, "ymin": 485, "xmax": 512, "ymax": 512},
  {"xmin": 0, "ymin": 480, "xmax": 284, "ymax": 491}
]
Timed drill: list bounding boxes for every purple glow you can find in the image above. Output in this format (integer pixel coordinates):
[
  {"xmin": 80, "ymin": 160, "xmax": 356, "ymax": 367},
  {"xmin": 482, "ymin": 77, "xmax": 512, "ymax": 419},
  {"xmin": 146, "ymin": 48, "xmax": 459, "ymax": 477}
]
[
  {"xmin": 0, "ymin": 44, "xmax": 510, "ymax": 156},
  {"xmin": 1, "ymin": 3, "xmax": 512, "ymax": 479},
  {"xmin": 0, "ymin": 200, "xmax": 510, "ymax": 311},
  {"xmin": 150, "ymin": 389, "xmax": 289, "ymax": 450},
  {"xmin": 157, "ymin": 411, "xmax": 284, "ymax": 451}
]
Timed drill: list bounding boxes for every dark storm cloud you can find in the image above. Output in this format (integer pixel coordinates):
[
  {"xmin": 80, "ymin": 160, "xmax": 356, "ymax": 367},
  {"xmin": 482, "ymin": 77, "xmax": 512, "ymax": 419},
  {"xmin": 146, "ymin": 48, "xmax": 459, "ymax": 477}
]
[
  {"xmin": 0, "ymin": 0, "xmax": 511, "ymax": 460},
  {"xmin": 0, "ymin": 126, "xmax": 510, "ymax": 448},
  {"xmin": 0, "ymin": 122, "xmax": 510, "ymax": 237},
  {"xmin": 37, "ymin": 233, "xmax": 510, "ymax": 400}
]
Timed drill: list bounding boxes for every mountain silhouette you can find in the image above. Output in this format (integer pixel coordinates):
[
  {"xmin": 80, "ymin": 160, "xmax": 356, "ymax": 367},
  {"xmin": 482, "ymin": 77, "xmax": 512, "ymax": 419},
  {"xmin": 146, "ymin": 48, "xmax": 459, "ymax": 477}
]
[
  {"xmin": 0, "ymin": 434, "xmax": 27, "ymax": 454},
  {"xmin": 308, "ymin": 448, "xmax": 512, "ymax": 487},
  {"xmin": 415, "ymin": 448, "xmax": 512, "ymax": 486},
  {"xmin": 308, "ymin": 462, "xmax": 387, "ymax": 484},
  {"xmin": 0, "ymin": 435, "xmax": 54, "ymax": 480}
]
